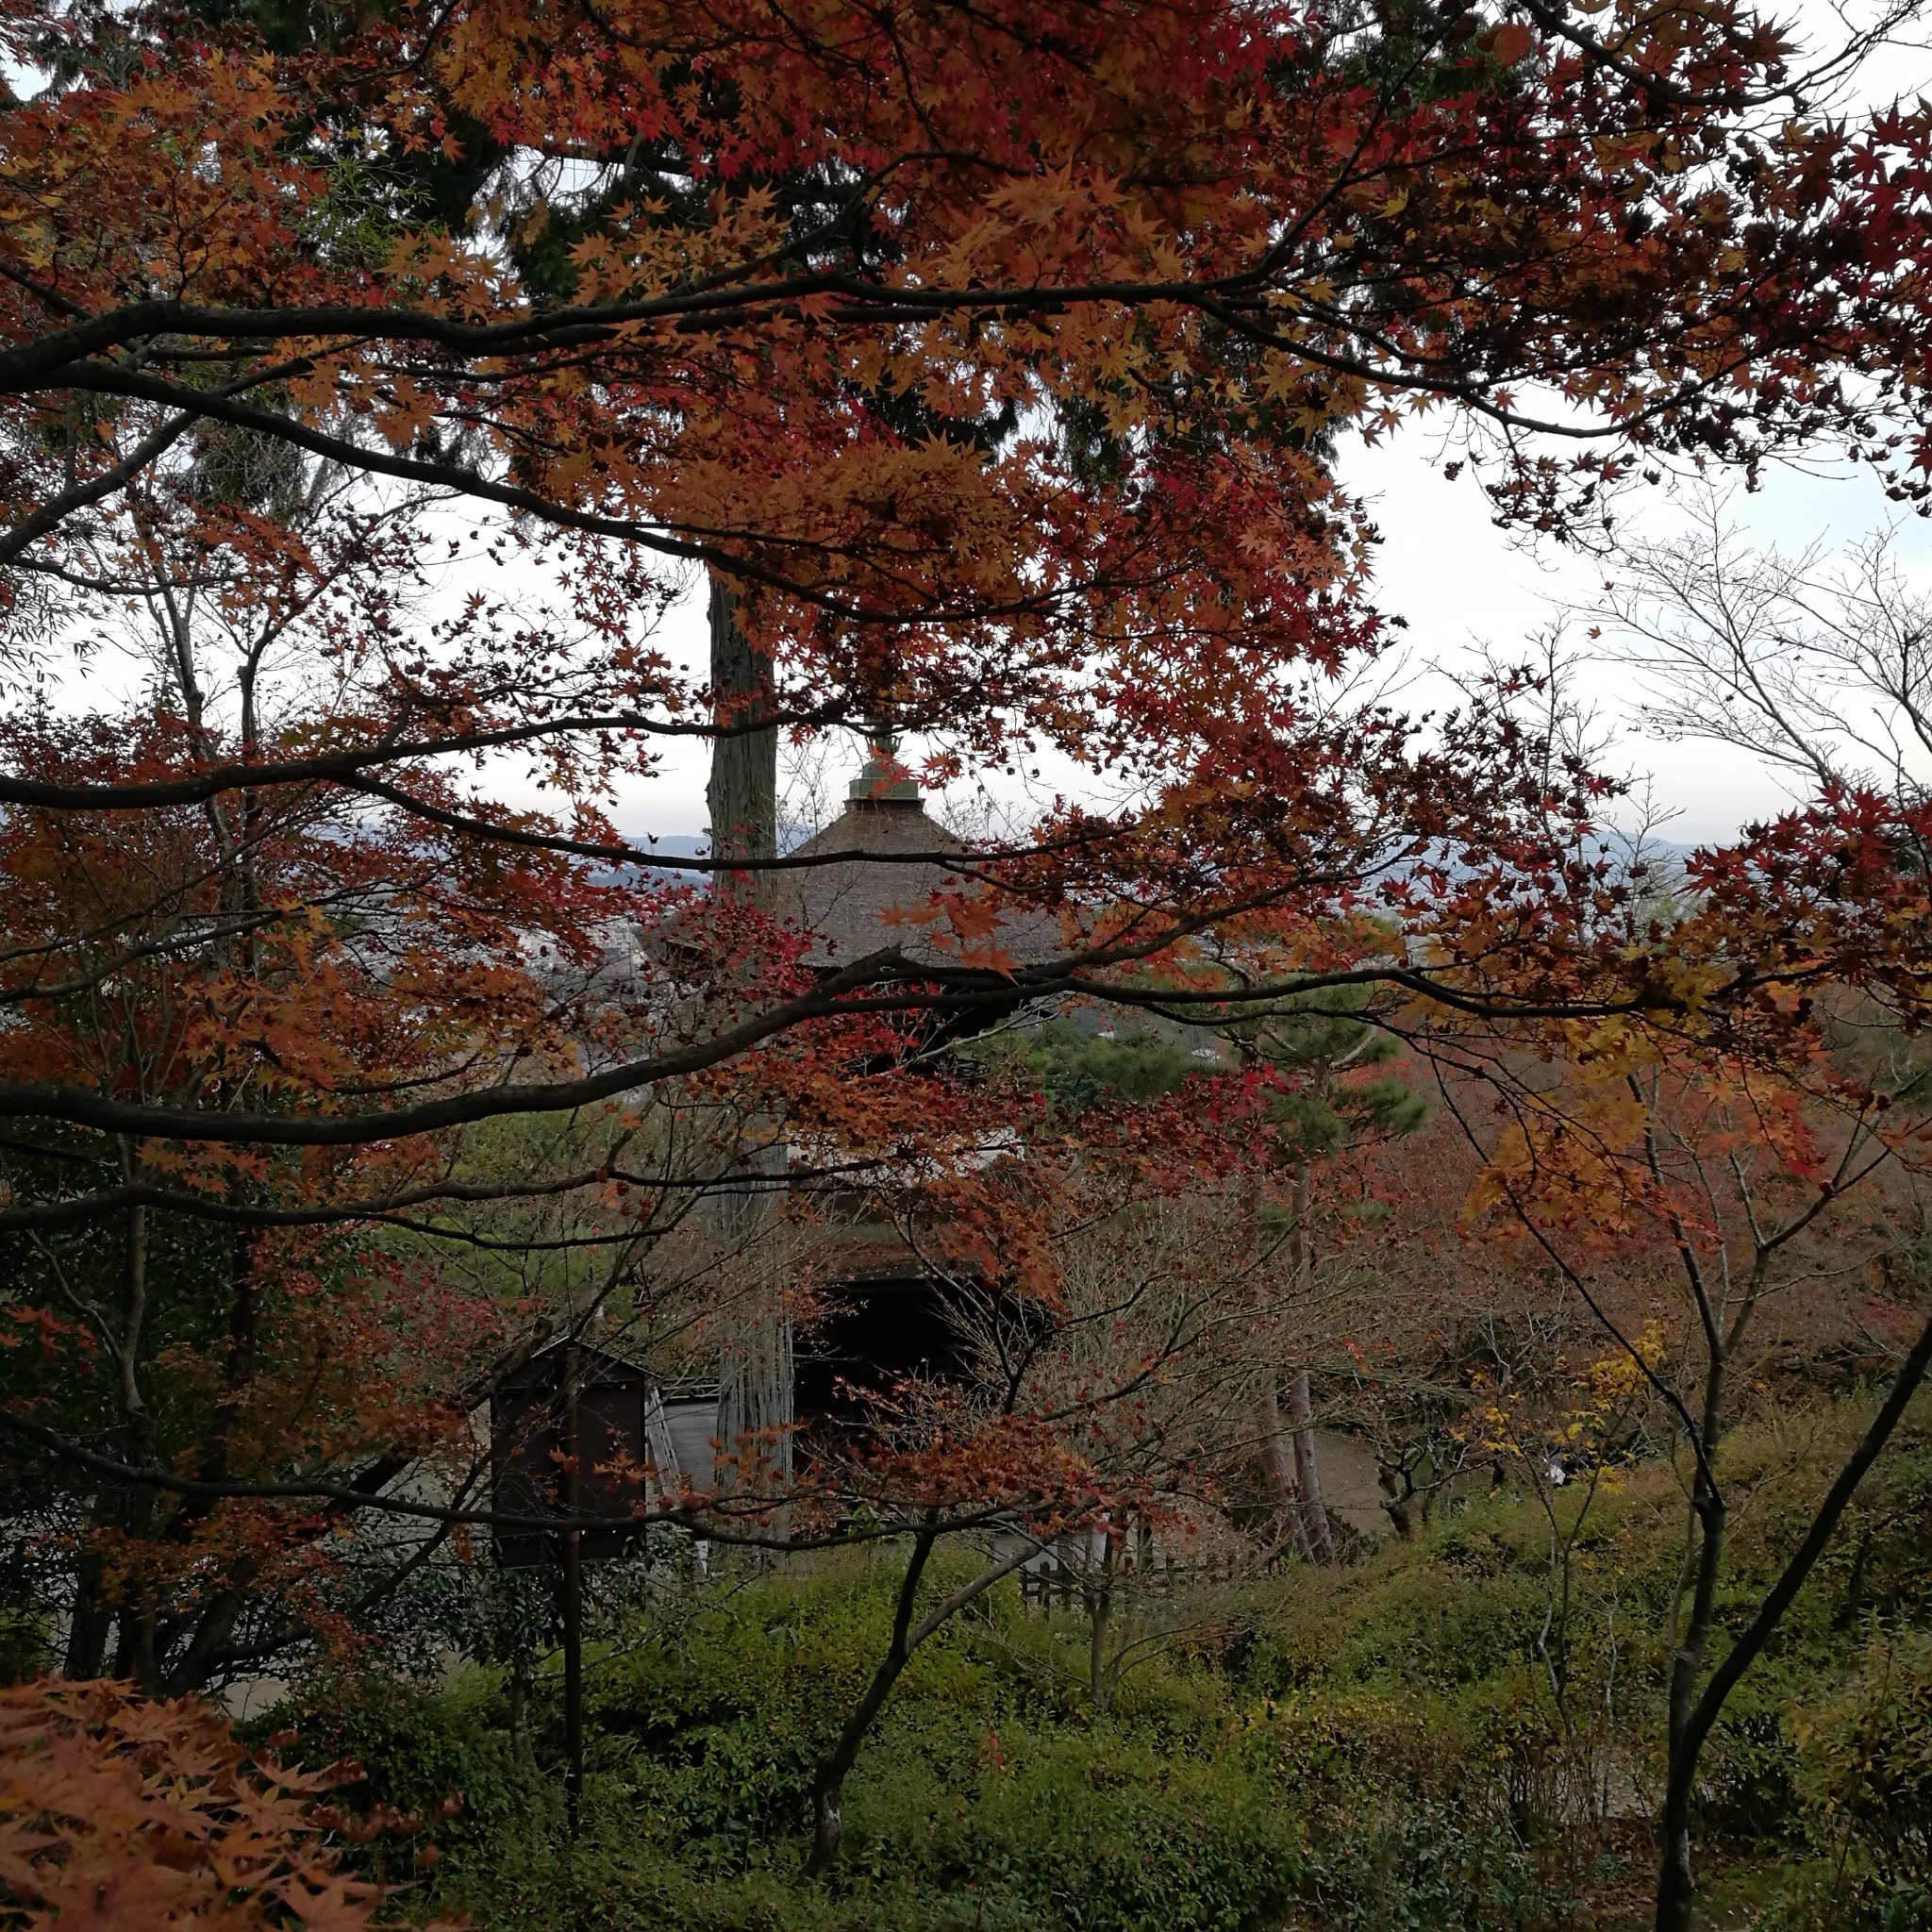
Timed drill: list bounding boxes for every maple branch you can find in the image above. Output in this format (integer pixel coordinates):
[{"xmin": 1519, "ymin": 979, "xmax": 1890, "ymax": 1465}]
[
  {"xmin": 0, "ymin": 946, "xmax": 917, "ymax": 1142},
  {"xmin": 0, "ymin": 1151, "xmax": 894, "ymax": 1236},
  {"xmin": 0, "ymin": 1403, "xmax": 1024, "ymax": 1548},
  {"xmin": 1504, "ymin": 0, "xmax": 1915, "ymax": 112},
  {"xmin": 17, "ymin": 259, "xmax": 1672, "ymax": 464},
  {"xmin": 1672, "ymin": 1305, "xmax": 1932, "ymax": 1786},
  {"xmin": 1056, "ymin": 966, "xmax": 1654, "ymax": 1024},
  {"xmin": 36, "ymin": 362, "xmax": 912, "ymax": 611},
  {"xmin": 0, "ymin": 958, "xmax": 1694, "ymax": 1152},
  {"xmin": 0, "ymin": 711, "xmax": 805, "ymax": 813},
  {"xmin": 0, "ymin": 250, "xmax": 89, "ymax": 322},
  {"xmin": 0, "ymin": 887, "xmax": 374, "ymax": 1006},
  {"xmin": 0, "ymin": 411, "xmax": 197, "ymax": 567},
  {"xmin": 23, "ymin": 355, "xmax": 1256, "ymax": 625}
]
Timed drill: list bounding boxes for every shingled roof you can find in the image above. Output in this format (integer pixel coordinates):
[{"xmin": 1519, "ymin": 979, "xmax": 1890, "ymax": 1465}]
[{"xmin": 768, "ymin": 755, "xmax": 1058, "ymax": 973}]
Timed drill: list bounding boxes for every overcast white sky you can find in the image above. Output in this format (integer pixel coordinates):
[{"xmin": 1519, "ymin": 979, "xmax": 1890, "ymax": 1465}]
[{"xmin": 1340, "ymin": 440, "xmax": 1932, "ymax": 846}]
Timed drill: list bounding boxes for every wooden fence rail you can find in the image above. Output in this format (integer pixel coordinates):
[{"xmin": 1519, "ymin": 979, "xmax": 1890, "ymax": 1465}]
[{"xmin": 1016, "ymin": 1545, "xmax": 1274, "ymax": 1613}]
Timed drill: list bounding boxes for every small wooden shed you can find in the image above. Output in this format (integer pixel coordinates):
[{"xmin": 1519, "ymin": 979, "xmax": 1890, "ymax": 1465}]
[{"xmin": 491, "ymin": 1340, "xmax": 704, "ymax": 1567}]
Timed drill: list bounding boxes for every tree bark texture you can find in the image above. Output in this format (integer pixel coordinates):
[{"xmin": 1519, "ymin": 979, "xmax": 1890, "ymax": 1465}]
[
  {"xmin": 706, "ymin": 575, "xmax": 777, "ymax": 904},
  {"xmin": 1288, "ymin": 1366, "xmax": 1333, "ymax": 1563},
  {"xmin": 704, "ymin": 570, "xmax": 791, "ymax": 1495},
  {"xmin": 1256, "ymin": 1378, "xmax": 1313, "ymax": 1561},
  {"xmin": 562, "ymin": 1375, "xmax": 584, "ymax": 1836},
  {"xmin": 808, "ymin": 1524, "xmax": 938, "ymax": 1874},
  {"xmin": 1288, "ymin": 1160, "xmax": 1333, "ymax": 1562},
  {"xmin": 807, "ymin": 1537, "xmax": 1036, "ymax": 1874}
]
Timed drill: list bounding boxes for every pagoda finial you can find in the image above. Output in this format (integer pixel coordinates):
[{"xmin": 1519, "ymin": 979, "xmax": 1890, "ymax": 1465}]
[{"xmin": 848, "ymin": 720, "xmax": 919, "ymax": 803}]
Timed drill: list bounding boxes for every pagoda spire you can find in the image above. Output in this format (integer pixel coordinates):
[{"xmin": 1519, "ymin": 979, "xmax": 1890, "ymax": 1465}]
[{"xmin": 848, "ymin": 721, "xmax": 919, "ymax": 803}]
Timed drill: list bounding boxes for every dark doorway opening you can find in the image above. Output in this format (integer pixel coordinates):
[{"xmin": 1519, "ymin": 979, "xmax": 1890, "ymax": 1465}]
[{"xmin": 793, "ymin": 1276, "xmax": 977, "ymax": 1437}]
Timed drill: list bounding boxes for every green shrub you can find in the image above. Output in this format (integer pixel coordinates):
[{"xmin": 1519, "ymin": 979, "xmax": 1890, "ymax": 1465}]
[
  {"xmin": 243, "ymin": 1400, "xmax": 1932, "ymax": 1931},
  {"xmin": 1780, "ymin": 1633, "xmax": 1932, "ymax": 1927},
  {"xmin": 1292, "ymin": 1800, "xmax": 1555, "ymax": 1932},
  {"xmin": 256, "ymin": 1666, "xmax": 547, "ymax": 1890},
  {"xmin": 575, "ymin": 1561, "xmax": 1304, "ymax": 1929}
]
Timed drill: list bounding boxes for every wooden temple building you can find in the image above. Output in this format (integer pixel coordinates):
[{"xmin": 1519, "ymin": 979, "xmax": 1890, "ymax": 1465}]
[
  {"xmin": 705, "ymin": 744, "xmax": 1052, "ymax": 1476},
  {"xmin": 493, "ymin": 744, "xmax": 1052, "ymax": 1550}
]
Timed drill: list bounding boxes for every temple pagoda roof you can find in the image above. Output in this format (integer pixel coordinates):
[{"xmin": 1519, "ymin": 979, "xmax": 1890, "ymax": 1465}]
[{"xmin": 768, "ymin": 756, "xmax": 1057, "ymax": 974}]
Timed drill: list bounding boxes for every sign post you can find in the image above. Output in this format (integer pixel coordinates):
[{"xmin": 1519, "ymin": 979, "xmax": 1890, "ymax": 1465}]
[{"xmin": 561, "ymin": 1372, "xmax": 584, "ymax": 1836}]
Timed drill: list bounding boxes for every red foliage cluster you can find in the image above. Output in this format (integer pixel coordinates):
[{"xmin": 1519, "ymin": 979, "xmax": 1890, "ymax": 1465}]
[{"xmin": 0, "ymin": 1678, "xmax": 451, "ymax": 1931}]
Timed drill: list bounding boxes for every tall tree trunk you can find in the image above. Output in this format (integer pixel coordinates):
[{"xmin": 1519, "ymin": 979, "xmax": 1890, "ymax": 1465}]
[
  {"xmin": 714, "ymin": 1284, "xmax": 793, "ymax": 1497},
  {"xmin": 1087, "ymin": 1531, "xmax": 1117, "ymax": 1710},
  {"xmin": 1288, "ymin": 1160, "xmax": 1333, "ymax": 1562},
  {"xmin": 1656, "ymin": 1481, "xmax": 1725, "ymax": 1932},
  {"xmin": 561, "ymin": 1373, "xmax": 584, "ymax": 1836},
  {"xmin": 165, "ymin": 1573, "xmax": 258, "ymax": 1696},
  {"xmin": 706, "ymin": 575, "xmax": 777, "ymax": 904},
  {"xmin": 704, "ymin": 572, "xmax": 789, "ymax": 1501},
  {"xmin": 806, "ymin": 1536, "xmax": 1035, "ymax": 1874},
  {"xmin": 78, "ymin": 1185, "xmax": 158, "ymax": 1682},
  {"xmin": 1288, "ymin": 1366, "xmax": 1334, "ymax": 1563},
  {"xmin": 63, "ymin": 1558, "xmax": 112, "ymax": 1679},
  {"xmin": 1650, "ymin": 1311, "xmax": 1932, "ymax": 1932},
  {"xmin": 118, "ymin": 1186, "xmax": 159, "ymax": 1541},
  {"xmin": 110, "ymin": 1607, "xmax": 158, "ymax": 1691},
  {"xmin": 808, "ymin": 1522, "xmax": 939, "ymax": 1874},
  {"xmin": 144, "ymin": 1228, "xmax": 259, "ymax": 1690},
  {"xmin": 1256, "ymin": 1379, "xmax": 1313, "ymax": 1560},
  {"xmin": 1247, "ymin": 1161, "xmax": 1310, "ymax": 1559},
  {"xmin": 1655, "ymin": 1309, "xmax": 1732, "ymax": 1932}
]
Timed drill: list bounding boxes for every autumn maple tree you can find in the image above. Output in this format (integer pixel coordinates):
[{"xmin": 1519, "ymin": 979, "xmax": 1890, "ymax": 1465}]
[
  {"xmin": 1405, "ymin": 771, "xmax": 1932, "ymax": 1932},
  {"xmin": 5, "ymin": 0, "xmax": 1932, "ymax": 1922},
  {"xmin": 5, "ymin": 0, "xmax": 1930, "ymax": 1149}
]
